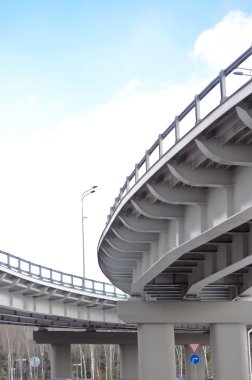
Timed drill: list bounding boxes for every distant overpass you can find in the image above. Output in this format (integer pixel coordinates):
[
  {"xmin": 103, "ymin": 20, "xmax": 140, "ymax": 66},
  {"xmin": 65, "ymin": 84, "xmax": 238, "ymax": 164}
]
[{"xmin": 0, "ymin": 248, "xmax": 129, "ymax": 330}]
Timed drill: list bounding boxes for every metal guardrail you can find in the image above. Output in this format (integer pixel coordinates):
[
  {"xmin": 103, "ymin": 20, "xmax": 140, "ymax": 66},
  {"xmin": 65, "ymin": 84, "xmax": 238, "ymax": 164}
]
[
  {"xmin": 0, "ymin": 249, "xmax": 127, "ymax": 299},
  {"xmin": 106, "ymin": 46, "xmax": 252, "ymax": 223}
]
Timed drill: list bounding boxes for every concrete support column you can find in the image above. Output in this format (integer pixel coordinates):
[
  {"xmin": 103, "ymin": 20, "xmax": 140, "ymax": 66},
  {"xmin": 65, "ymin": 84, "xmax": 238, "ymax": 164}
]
[
  {"xmin": 137, "ymin": 323, "xmax": 176, "ymax": 380},
  {"xmin": 119, "ymin": 344, "xmax": 138, "ymax": 380},
  {"xmin": 185, "ymin": 345, "xmax": 206, "ymax": 380},
  {"xmin": 51, "ymin": 344, "xmax": 71, "ymax": 380},
  {"xmin": 210, "ymin": 323, "xmax": 249, "ymax": 380}
]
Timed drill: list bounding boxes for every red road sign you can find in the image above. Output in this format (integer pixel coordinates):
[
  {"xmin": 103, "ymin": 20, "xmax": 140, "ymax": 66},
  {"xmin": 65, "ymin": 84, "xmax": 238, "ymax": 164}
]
[{"xmin": 189, "ymin": 343, "xmax": 200, "ymax": 353}]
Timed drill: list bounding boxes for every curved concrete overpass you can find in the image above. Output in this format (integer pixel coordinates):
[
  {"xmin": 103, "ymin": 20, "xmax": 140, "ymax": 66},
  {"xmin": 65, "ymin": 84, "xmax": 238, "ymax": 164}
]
[
  {"xmin": 0, "ymin": 249, "xmax": 130, "ymax": 330},
  {"xmin": 0, "ymin": 47, "xmax": 252, "ymax": 380},
  {"xmin": 98, "ymin": 46, "xmax": 252, "ymax": 302},
  {"xmin": 96, "ymin": 46, "xmax": 252, "ymax": 380}
]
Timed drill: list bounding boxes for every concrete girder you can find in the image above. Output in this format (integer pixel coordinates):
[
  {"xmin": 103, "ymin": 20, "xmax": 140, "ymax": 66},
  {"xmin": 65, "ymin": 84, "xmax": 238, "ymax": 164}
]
[
  {"xmin": 33, "ymin": 330, "xmax": 211, "ymax": 345},
  {"xmin": 0, "ymin": 273, "xmax": 7, "ymax": 280},
  {"xmin": 98, "ymin": 271, "xmax": 131, "ymax": 287},
  {"xmin": 4, "ymin": 281, "xmax": 42, "ymax": 296},
  {"xmin": 167, "ymin": 163, "xmax": 233, "ymax": 187},
  {"xmin": 101, "ymin": 245, "xmax": 142, "ymax": 261},
  {"xmin": 98, "ymin": 260, "xmax": 132, "ymax": 276},
  {"xmin": 195, "ymin": 137, "xmax": 252, "ymax": 166},
  {"xmin": 130, "ymin": 206, "xmax": 252, "ymax": 295},
  {"xmin": 105, "ymin": 236, "xmax": 149, "ymax": 253},
  {"xmin": 33, "ymin": 286, "xmax": 50, "ymax": 297},
  {"xmin": 34, "ymin": 330, "xmax": 138, "ymax": 344},
  {"xmin": 187, "ymin": 232, "xmax": 249, "ymax": 297},
  {"xmin": 131, "ymin": 199, "xmax": 184, "ymax": 219},
  {"xmin": 57, "ymin": 292, "xmax": 72, "ymax": 303},
  {"xmin": 99, "ymin": 248, "xmax": 138, "ymax": 267},
  {"xmin": 86, "ymin": 298, "xmax": 100, "ymax": 308},
  {"xmin": 147, "ymin": 182, "xmax": 207, "ymax": 205},
  {"xmin": 75, "ymin": 295, "xmax": 90, "ymax": 306},
  {"xmin": 213, "ymin": 109, "xmax": 245, "ymax": 144},
  {"xmin": 236, "ymin": 105, "xmax": 252, "ymax": 129},
  {"xmin": 186, "ymin": 255, "xmax": 252, "ymax": 297},
  {"xmin": 98, "ymin": 256, "xmax": 134, "ymax": 273},
  {"xmin": 119, "ymin": 215, "xmax": 168, "ymax": 233},
  {"xmin": 45, "ymin": 289, "xmax": 62, "ymax": 301},
  {"xmin": 20, "ymin": 282, "xmax": 36, "ymax": 295},
  {"xmin": 111, "ymin": 226, "xmax": 157, "ymax": 243},
  {"xmin": 1, "ymin": 277, "xmax": 21, "ymax": 289},
  {"xmin": 117, "ymin": 299, "xmax": 252, "ymax": 324}
]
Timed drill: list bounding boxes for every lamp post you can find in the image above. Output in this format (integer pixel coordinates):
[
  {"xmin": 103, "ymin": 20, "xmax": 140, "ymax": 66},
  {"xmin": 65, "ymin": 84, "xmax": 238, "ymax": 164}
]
[
  {"xmin": 16, "ymin": 359, "xmax": 26, "ymax": 380},
  {"xmin": 73, "ymin": 363, "xmax": 81, "ymax": 379},
  {"xmin": 233, "ymin": 67, "xmax": 252, "ymax": 77},
  {"xmin": 81, "ymin": 186, "xmax": 97, "ymax": 278}
]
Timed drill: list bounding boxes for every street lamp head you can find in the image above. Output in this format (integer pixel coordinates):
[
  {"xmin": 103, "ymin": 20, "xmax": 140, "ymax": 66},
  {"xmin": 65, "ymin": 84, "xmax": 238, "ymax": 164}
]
[
  {"xmin": 233, "ymin": 71, "xmax": 244, "ymax": 76},
  {"xmin": 233, "ymin": 68, "xmax": 252, "ymax": 77},
  {"xmin": 82, "ymin": 186, "xmax": 98, "ymax": 200}
]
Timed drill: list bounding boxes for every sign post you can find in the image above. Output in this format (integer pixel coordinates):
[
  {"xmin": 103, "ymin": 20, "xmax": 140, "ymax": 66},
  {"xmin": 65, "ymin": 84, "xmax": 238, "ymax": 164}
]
[{"xmin": 189, "ymin": 349, "xmax": 200, "ymax": 380}]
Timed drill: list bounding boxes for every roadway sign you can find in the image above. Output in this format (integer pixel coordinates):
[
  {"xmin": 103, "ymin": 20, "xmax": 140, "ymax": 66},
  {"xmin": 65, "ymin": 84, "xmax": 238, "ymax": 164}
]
[
  {"xmin": 30, "ymin": 356, "xmax": 40, "ymax": 368},
  {"xmin": 190, "ymin": 354, "xmax": 200, "ymax": 365},
  {"xmin": 189, "ymin": 343, "xmax": 200, "ymax": 353}
]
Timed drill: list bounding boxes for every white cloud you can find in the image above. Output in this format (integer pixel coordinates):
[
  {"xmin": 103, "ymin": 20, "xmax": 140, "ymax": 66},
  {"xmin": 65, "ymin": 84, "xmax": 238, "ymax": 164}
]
[
  {"xmin": 0, "ymin": 79, "xmax": 201, "ymax": 279},
  {"xmin": 190, "ymin": 10, "xmax": 252, "ymax": 71},
  {"xmin": 1, "ymin": 9, "xmax": 252, "ymax": 282}
]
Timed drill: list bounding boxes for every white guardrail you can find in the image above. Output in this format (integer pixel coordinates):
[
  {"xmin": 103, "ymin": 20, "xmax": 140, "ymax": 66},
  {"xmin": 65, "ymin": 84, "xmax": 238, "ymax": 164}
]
[
  {"xmin": 106, "ymin": 45, "xmax": 252, "ymax": 223},
  {"xmin": 0, "ymin": 249, "xmax": 127, "ymax": 299}
]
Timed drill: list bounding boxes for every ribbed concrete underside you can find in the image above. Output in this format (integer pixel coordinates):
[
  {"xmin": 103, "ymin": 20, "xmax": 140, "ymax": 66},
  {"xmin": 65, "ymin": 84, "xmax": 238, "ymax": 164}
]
[{"xmin": 98, "ymin": 80, "xmax": 252, "ymax": 302}]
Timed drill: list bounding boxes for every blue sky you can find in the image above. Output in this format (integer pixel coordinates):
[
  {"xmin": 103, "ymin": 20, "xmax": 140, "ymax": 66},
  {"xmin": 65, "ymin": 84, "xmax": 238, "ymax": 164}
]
[
  {"xmin": 0, "ymin": 1, "xmax": 252, "ymax": 281},
  {"xmin": 1, "ymin": 0, "xmax": 251, "ymax": 137}
]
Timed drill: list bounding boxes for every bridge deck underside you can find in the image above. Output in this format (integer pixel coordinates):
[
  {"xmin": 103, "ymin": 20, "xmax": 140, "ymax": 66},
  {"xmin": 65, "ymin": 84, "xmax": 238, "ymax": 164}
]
[{"xmin": 98, "ymin": 88, "xmax": 252, "ymax": 302}]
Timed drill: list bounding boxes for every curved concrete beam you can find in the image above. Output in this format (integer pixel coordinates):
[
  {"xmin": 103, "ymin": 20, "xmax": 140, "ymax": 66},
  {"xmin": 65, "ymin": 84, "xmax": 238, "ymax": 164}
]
[
  {"xmin": 111, "ymin": 226, "xmax": 157, "ymax": 243},
  {"xmin": 167, "ymin": 163, "xmax": 233, "ymax": 187},
  {"xmin": 131, "ymin": 199, "xmax": 184, "ymax": 219},
  {"xmin": 105, "ymin": 237, "xmax": 149, "ymax": 253},
  {"xmin": 147, "ymin": 183, "xmax": 207, "ymax": 204},
  {"xmin": 119, "ymin": 215, "xmax": 168, "ymax": 233},
  {"xmin": 195, "ymin": 138, "xmax": 252, "ymax": 166},
  {"xmin": 187, "ymin": 255, "xmax": 252, "ymax": 297},
  {"xmin": 100, "ymin": 247, "xmax": 138, "ymax": 266},
  {"xmin": 101, "ymin": 245, "xmax": 142, "ymax": 260},
  {"xmin": 236, "ymin": 105, "xmax": 252, "ymax": 129}
]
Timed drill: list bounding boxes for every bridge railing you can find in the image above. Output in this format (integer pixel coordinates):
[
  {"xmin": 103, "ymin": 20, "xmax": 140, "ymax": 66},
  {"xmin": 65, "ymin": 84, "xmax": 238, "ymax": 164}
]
[
  {"xmin": 0, "ymin": 249, "xmax": 127, "ymax": 299},
  {"xmin": 106, "ymin": 46, "xmax": 252, "ymax": 224}
]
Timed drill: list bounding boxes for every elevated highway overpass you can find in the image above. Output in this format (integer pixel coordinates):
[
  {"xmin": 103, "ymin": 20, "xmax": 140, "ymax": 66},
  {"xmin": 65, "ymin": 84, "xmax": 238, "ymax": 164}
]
[
  {"xmin": 0, "ymin": 249, "xmax": 128, "ymax": 330},
  {"xmin": 0, "ymin": 47, "xmax": 252, "ymax": 380},
  {"xmin": 97, "ymin": 46, "xmax": 252, "ymax": 380},
  {"xmin": 98, "ymin": 47, "xmax": 252, "ymax": 302}
]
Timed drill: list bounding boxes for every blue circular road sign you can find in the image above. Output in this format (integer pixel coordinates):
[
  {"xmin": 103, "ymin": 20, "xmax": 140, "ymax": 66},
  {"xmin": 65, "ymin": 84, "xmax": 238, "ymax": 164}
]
[{"xmin": 190, "ymin": 353, "xmax": 200, "ymax": 365}]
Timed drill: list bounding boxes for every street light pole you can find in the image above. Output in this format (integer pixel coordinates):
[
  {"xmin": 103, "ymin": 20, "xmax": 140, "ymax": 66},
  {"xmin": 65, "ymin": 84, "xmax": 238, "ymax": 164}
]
[
  {"xmin": 16, "ymin": 358, "xmax": 26, "ymax": 380},
  {"xmin": 73, "ymin": 363, "xmax": 81, "ymax": 379},
  {"xmin": 81, "ymin": 186, "xmax": 97, "ymax": 278}
]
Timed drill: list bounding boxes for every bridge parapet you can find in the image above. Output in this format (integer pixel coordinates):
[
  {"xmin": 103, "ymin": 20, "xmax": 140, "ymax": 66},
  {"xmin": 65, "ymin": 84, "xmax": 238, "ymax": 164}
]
[
  {"xmin": 0, "ymin": 249, "xmax": 129, "ymax": 329},
  {"xmin": 105, "ymin": 46, "xmax": 252, "ymax": 224},
  {"xmin": 0, "ymin": 249, "xmax": 127, "ymax": 299}
]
